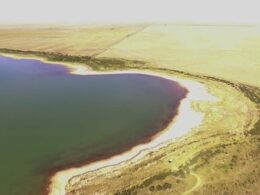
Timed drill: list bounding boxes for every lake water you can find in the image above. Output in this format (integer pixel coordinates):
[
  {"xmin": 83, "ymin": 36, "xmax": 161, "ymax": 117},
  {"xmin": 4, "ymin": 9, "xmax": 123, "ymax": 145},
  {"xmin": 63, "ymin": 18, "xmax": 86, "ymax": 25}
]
[{"xmin": 0, "ymin": 56, "xmax": 187, "ymax": 195}]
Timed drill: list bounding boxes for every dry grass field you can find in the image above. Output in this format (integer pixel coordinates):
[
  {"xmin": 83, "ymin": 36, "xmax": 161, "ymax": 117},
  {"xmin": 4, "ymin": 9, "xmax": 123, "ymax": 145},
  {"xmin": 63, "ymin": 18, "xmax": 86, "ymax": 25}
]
[
  {"xmin": 0, "ymin": 25, "xmax": 144, "ymax": 56},
  {"xmin": 99, "ymin": 24, "xmax": 260, "ymax": 87}
]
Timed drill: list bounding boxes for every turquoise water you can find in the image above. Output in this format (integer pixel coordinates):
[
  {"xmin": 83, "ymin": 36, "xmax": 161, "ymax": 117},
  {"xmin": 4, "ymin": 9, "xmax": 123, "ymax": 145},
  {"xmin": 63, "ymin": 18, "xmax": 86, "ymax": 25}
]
[{"xmin": 0, "ymin": 56, "xmax": 187, "ymax": 195}]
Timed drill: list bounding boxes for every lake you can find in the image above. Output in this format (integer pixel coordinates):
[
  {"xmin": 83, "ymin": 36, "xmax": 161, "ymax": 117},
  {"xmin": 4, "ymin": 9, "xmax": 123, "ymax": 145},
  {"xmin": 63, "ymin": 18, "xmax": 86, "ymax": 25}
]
[{"xmin": 0, "ymin": 56, "xmax": 187, "ymax": 195}]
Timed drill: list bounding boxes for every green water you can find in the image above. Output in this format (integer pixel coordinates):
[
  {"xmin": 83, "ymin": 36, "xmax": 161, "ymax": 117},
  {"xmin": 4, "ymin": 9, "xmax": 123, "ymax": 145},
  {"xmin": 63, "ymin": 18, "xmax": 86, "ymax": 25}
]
[{"xmin": 0, "ymin": 56, "xmax": 187, "ymax": 195}]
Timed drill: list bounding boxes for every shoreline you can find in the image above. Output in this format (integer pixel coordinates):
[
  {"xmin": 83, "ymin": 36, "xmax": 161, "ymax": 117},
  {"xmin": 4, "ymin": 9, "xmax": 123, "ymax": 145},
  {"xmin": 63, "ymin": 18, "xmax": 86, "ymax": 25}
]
[
  {"xmin": 47, "ymin": 64, "xmax": 218, "ymax": 194},
  {"xmin": 0, "ymin": 53, "xmax": 218, "ymax": 195}
]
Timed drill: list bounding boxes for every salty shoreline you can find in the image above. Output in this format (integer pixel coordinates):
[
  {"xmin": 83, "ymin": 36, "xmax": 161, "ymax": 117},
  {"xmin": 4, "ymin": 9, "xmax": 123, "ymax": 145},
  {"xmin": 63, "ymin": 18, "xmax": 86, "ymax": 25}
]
[
  {"xmin": 0, "ymin": 53, "xmax": 217, "ymax": 195},
  {"xmin": 48, "ymin": 64, "xmax": 218, "ymax": 194}
]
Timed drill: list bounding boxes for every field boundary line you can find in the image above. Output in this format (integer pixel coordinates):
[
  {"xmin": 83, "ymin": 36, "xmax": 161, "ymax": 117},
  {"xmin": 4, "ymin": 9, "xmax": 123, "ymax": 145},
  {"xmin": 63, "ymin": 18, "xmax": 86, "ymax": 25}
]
[{"xmin": 93, "ymin": 25, "xmax": 149, "ymax": 57}]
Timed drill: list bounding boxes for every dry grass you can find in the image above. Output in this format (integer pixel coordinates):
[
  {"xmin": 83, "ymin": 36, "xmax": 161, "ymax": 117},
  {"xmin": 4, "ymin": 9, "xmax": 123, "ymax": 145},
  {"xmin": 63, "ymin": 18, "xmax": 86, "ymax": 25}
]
[
  {"xmin": 0, "ymin": 25, "xmax": 143, "ymax": 56},
  {"xmin": 99, "ymin": 24, "xmax": 260, "ymax": 87}
]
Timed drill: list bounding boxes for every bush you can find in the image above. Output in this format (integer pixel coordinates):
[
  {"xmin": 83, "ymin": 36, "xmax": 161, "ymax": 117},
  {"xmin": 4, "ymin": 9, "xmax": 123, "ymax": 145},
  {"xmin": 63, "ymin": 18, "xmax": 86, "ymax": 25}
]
[
  {"xmin": 149, "ymin": 186, "xmax": 155, "ymax": 191},
  {"xmin": 162, "ymin": 182, "xmax": 172, "ymax": 190},
  {"xmin": 156, "ymin": 185, "xmax": 162, "ymax": 191}
]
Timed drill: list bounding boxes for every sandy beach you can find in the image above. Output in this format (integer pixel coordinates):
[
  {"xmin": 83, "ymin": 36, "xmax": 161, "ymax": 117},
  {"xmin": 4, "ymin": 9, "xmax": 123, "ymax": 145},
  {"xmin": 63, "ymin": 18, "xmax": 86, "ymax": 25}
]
[{"xmin": 43, "ymin": 62, "xmax": 218, "ymax": 195}]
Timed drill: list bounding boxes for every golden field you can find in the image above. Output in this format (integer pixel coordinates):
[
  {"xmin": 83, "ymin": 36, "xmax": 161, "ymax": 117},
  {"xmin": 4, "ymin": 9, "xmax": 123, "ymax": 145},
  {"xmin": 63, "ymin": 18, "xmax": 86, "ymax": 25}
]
[
  {"xmin": 0, "ymin": 25, "xmax": 144, "ymax": 56},
  {"xmin": 99, "ymin": 24, "xmax": 260, "ymax": 87}
]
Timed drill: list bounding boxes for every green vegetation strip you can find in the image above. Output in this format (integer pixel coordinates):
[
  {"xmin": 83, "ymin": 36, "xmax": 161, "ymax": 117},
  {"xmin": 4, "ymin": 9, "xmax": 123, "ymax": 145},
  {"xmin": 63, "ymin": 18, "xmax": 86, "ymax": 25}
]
[{"xmin": 0, "ymin": 48, "xmax": 146, "ymax": 71}]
